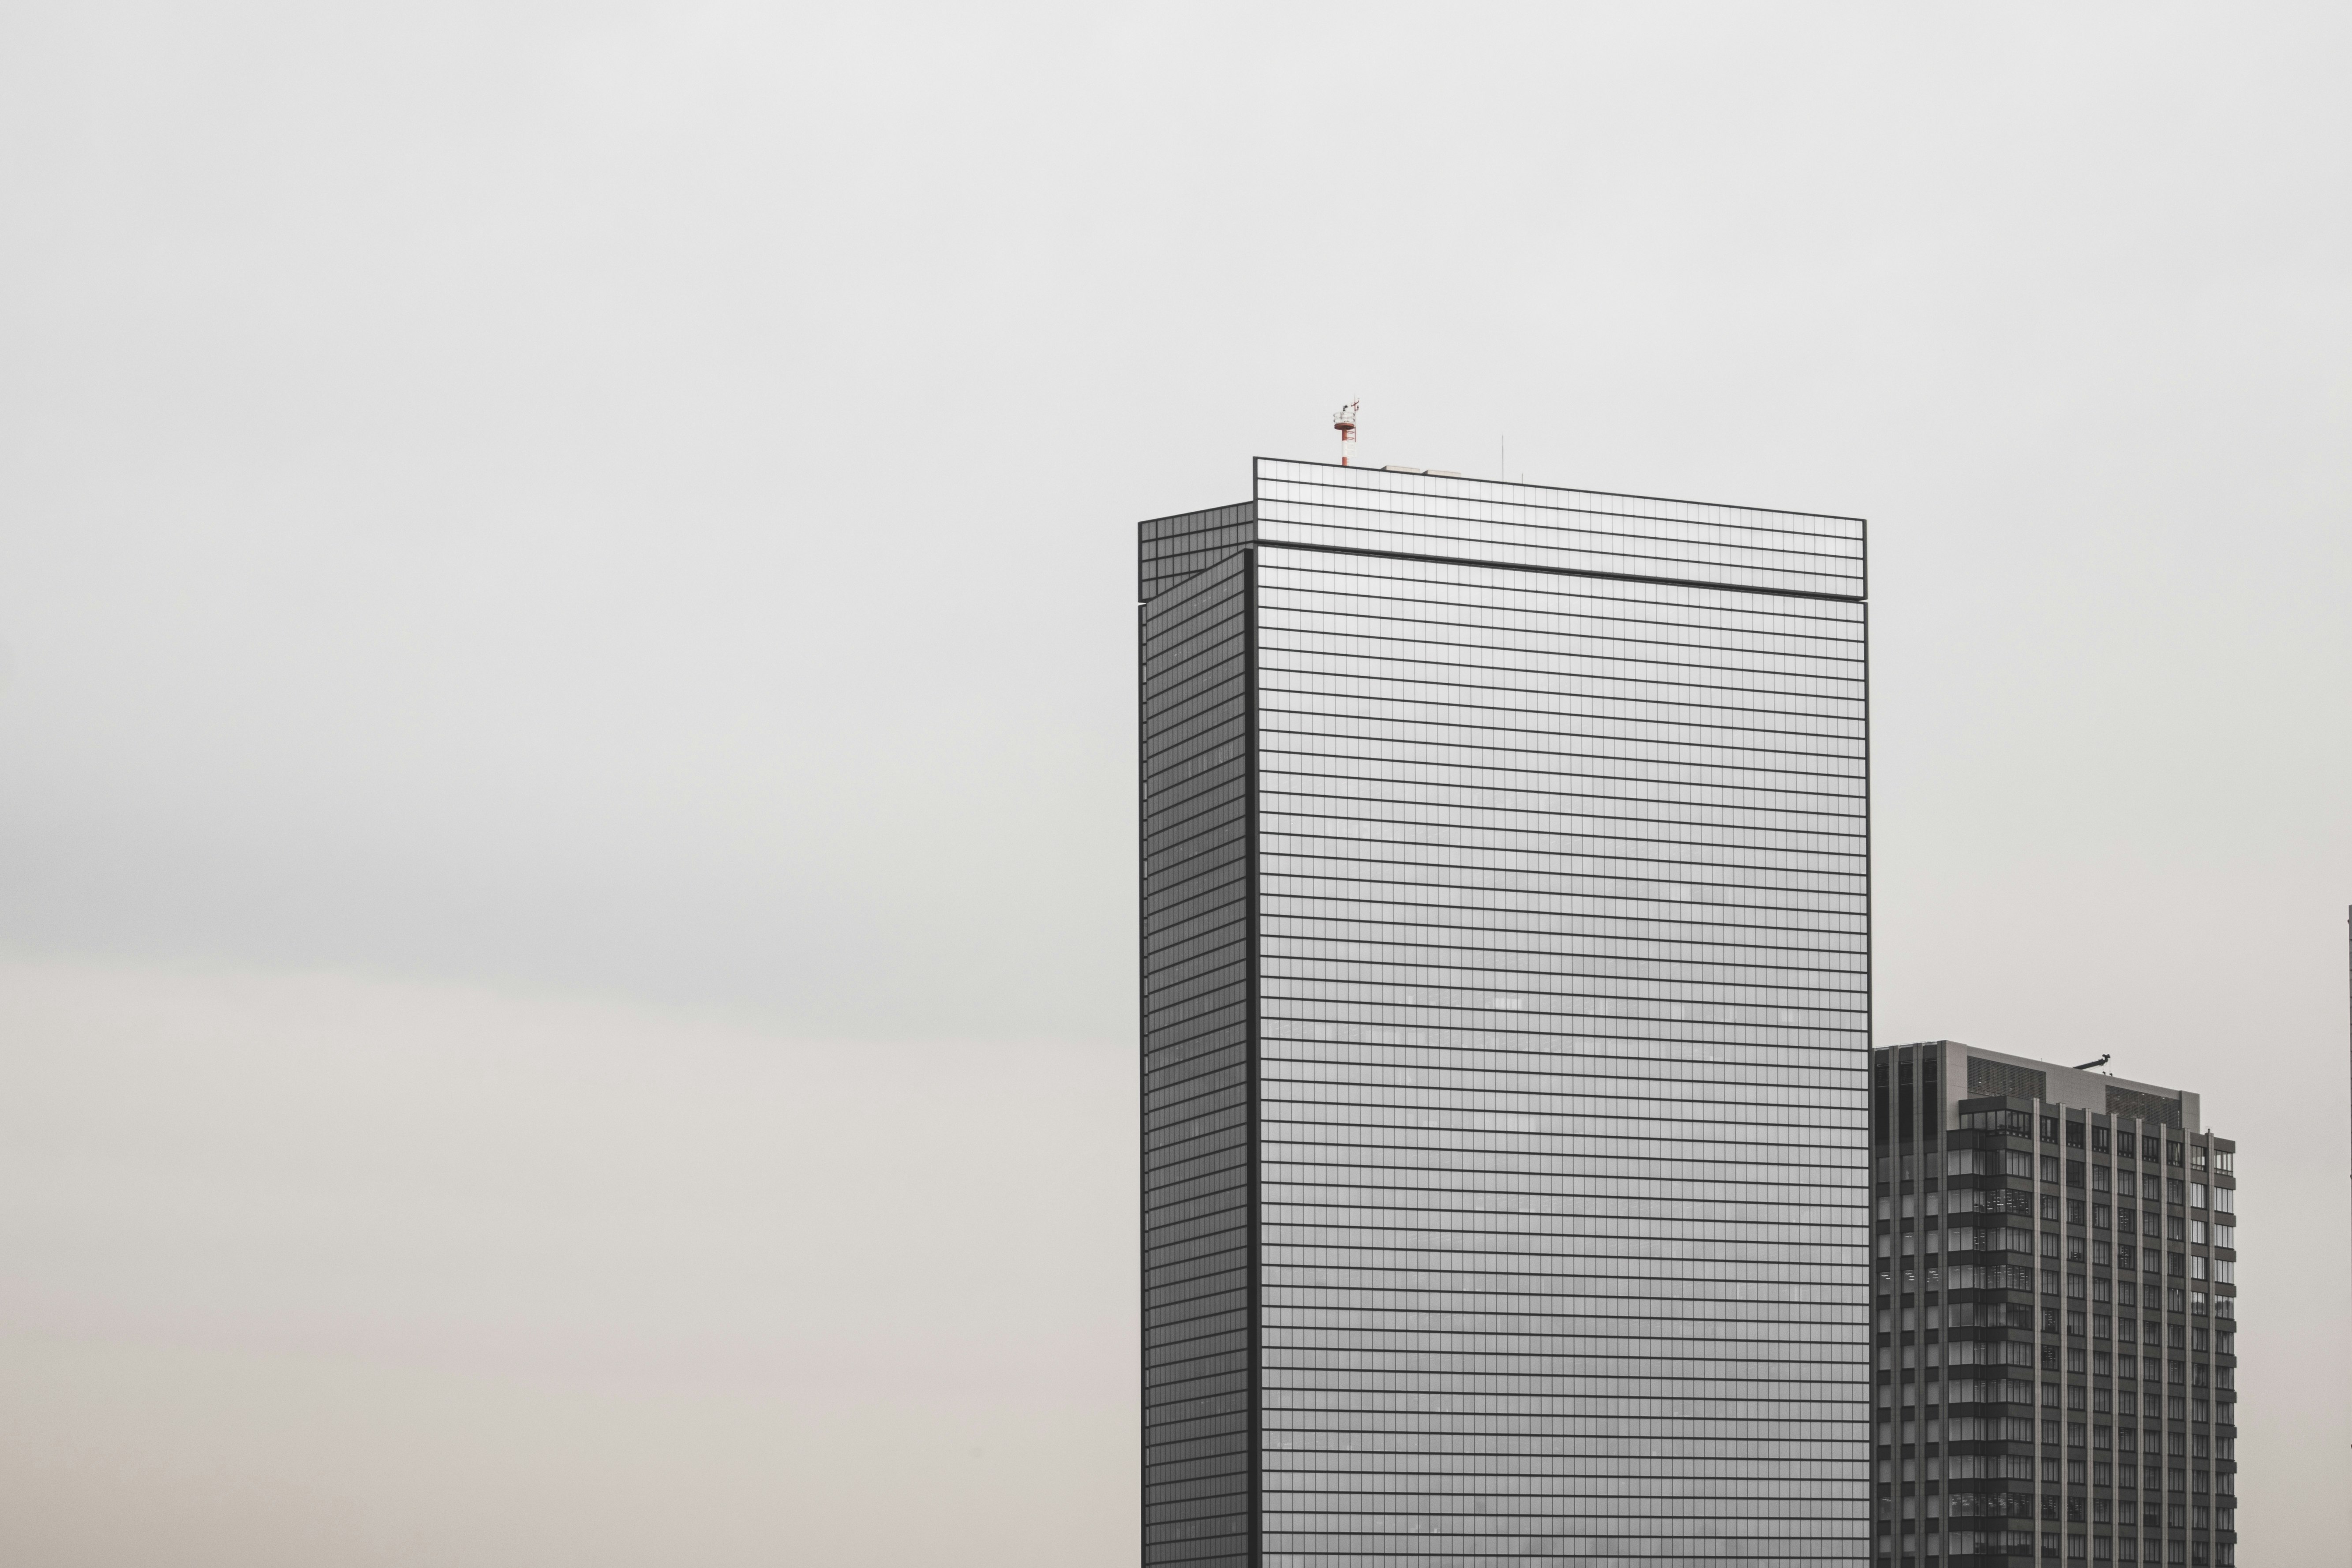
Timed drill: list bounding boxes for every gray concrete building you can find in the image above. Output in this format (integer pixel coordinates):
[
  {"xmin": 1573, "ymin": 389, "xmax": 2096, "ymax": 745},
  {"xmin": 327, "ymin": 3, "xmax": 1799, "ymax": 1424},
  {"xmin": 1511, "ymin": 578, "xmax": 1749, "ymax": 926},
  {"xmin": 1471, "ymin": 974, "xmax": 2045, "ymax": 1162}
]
[{"xmin": 1871, "ymin": 1040, "xmax": 2238, "ymax": 1568}]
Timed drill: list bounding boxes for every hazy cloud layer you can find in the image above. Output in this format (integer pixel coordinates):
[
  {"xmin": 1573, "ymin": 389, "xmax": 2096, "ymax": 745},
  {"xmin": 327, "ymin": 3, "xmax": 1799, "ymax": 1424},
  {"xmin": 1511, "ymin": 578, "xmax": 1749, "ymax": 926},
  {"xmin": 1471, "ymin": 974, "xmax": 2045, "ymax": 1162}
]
[{"xmin": 0, "ymin": 962, "xmax": 1132, "ymax": 1566}]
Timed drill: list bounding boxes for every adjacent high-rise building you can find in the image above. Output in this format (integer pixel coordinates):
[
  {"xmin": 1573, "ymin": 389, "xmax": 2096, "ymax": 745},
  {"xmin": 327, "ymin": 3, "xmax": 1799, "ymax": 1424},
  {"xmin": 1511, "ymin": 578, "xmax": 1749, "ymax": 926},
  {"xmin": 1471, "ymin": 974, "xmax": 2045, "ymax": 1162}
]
[
  {"xmin": 1139, "ymin": 459, "xmax": 1874, "ymax": 1564},
  {"xmin": 1872, "ymin": 1041, "xmax": 2238, "ymax": 1567}
]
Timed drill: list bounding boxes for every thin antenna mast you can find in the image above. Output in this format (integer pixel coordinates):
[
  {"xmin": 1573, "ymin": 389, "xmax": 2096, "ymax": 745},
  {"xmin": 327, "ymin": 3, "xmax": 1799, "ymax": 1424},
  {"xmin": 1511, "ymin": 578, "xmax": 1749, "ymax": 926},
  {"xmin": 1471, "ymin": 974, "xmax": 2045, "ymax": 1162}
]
[{"xmin": 1333, "ymin": 401, "xmax": 1359, "ymax": 466}]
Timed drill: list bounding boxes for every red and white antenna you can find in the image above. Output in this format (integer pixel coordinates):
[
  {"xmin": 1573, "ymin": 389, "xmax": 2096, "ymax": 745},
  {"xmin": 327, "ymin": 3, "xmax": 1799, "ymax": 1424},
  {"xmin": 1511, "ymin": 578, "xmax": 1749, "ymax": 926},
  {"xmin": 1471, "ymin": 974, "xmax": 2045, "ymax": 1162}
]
[{"xmin": 1333, "ymin": 401, "xmax": 1359, "ymax": 465}]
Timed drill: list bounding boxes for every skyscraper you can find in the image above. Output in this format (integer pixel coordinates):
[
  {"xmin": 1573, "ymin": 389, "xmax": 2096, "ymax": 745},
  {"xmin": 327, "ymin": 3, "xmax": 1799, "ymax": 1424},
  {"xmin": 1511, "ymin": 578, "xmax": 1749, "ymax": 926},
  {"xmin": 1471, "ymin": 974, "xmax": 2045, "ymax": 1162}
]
[
  {"xmin": 1139, "ymin": 458, "xmax": 1873, "ymax": 1564},
  {"xmin": 1872, "ymin": 1041, "xmax": 2238, "ymax": 1567}
]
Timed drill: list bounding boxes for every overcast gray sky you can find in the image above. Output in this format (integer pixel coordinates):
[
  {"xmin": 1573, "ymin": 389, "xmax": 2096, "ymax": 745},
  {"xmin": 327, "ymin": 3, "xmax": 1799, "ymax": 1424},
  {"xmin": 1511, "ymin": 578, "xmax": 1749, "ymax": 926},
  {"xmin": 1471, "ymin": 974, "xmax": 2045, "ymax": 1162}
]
[{"xmin": 3, "ymin": 4, "xmax": 2348, "ymax": 1564}]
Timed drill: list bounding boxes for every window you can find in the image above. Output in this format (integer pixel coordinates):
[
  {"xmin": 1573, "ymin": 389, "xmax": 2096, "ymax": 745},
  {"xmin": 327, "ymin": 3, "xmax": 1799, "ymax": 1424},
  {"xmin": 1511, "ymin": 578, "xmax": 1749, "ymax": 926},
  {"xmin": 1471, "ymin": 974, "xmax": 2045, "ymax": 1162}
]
[
  {"xmin": 2211, "ymin": 1187, "xmax": 2234, "ymax": 1214},
  {"xmin": 2007, "ymin": 1150, "xmax": 2035, "ymax": 1179},
  {"xmin": 2167, "ymin": 1179, "xmax": 2186, "ymax": 1205},
  {"xmin": 2043, "ymin": 1155, "xmax": 2062, "ymax": 1183},
  {"xmin": 2069, "ymin": 1235, "xmax": 2087, "ymax": 1262},
  {"xmin": 2190, "ymin": 1220, "xmax": 2206, "ymax": 1246},
  {"xmin": 2212, "ymin": 1259, "xmax": 2233, "ymax": 1284},
  {"xmin": 2042, "ymin": 1194, "xmax": 2062, "ymax": 1221},
  {"xmin": 2093, "ymin": 1164, "xmax": 2111, "ymax": 1194},
  {"xmin": 2043, "ymin": 1117, "xmax": 2060, "ymax": 1143},
  {"xmin": 2117, "ymin": 1171, "xmax": 2136, "ymax": 1198},
  {"xmin": 2142, "ymin": 1135, "xmax": 2160, "ymax": 1160},
  {"xmin": 2190, "ymin": 1145, "xmax": 2207, "ymax": 1169},
  {"xmin": 2167, "ymin": 1143, "xmax": 2184, "ymax": 1168},
  {"xmin": 2214, "ymin": 1150, "xmax": 2232, "ymax": 1173},
  {"xmin": 2216, "ymin": 1331, "xmax": 2234, "ymax": 1355},
  {"xmin": 2168, "ymin": 1215, "xmax": 2185, "ymax": 1242},
  {"xmin": 2093, "ymin": 1205, "xmax": 2111, "ymax": 1231},
  {"xmin": 2145, "ymin": 1211, "xmax": 2161, "ymax": 1237},
  {"xmin": 2092, "ymin": 1126, "xmax": 2111, "ymax": 1153},
  {"xmin": 2067, "ymin": 1122, "xmax": 2085, "ymax": 1149}
]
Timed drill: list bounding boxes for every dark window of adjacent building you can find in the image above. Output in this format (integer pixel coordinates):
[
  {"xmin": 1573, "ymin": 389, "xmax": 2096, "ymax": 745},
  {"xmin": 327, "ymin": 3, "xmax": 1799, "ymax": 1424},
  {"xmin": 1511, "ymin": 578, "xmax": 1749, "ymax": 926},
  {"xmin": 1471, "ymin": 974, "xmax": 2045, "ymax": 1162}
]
[
  {"xmin": 2109, "ymin": 1088, "xmax": 2183, "ymax": 1128},
  {"xmin": 1970, "ymin": 1057, "xmax": 2048, "ymax": 1101},
  {"xmin": 1874, "ymin": 1055, "xmax": 1889, "ymax": 1151}
]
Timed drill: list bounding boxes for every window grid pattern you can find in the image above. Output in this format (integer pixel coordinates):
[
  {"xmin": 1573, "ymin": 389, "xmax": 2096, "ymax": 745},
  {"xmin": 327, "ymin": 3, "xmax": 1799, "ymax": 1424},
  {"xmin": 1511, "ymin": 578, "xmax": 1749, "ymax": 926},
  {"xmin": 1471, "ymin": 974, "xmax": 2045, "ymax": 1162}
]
[
  {"xmin": 1143, "ymin": 550, "xmax": 1256, "ymax": 1566},
  {"xmin": 1142, "ymin": 501, "xmax": 1257, "ymax": 603},
  {"xmin": 1253, "ymin": 540, "xmax": 1871, "ymax": 1564},
  {"xmin": 1255, "ymin": 458, "xmax": 1865, "ymax": 599}
]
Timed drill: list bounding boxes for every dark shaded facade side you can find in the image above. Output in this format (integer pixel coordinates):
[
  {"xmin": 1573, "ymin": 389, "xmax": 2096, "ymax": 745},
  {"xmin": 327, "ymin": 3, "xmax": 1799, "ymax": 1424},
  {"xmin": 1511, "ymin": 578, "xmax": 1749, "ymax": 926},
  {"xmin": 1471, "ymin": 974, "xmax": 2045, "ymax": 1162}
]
[{"xmin": 1142, "ymin": 531, "xmax": 1256, "ymax": 1567}]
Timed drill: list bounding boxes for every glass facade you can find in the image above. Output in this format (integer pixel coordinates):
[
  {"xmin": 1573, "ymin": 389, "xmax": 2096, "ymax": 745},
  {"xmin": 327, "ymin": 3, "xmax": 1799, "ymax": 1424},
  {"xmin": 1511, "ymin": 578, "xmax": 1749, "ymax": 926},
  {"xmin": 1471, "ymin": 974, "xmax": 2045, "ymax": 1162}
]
[
  {"xmin": 1877, "ymin": 1042, "xmax": 2238, "ymax": 1568},
  {"xmin": 1142, "ymin": 460, "xmax": 1873, "ymax": 1565}
]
